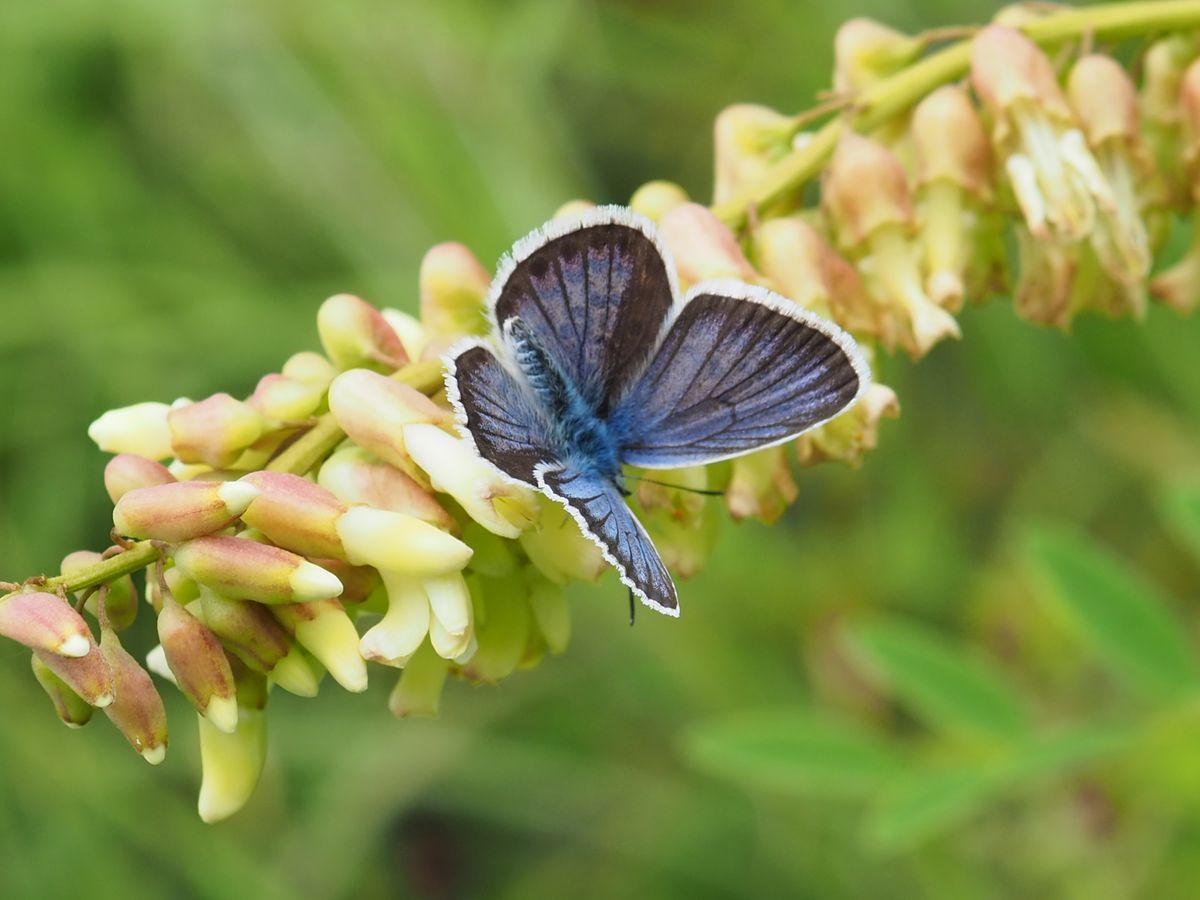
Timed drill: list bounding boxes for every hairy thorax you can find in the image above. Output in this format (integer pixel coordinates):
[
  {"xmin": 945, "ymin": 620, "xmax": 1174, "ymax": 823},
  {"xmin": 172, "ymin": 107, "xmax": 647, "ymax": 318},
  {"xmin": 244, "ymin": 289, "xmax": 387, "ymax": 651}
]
[{"xmin": 505, "ymin": 317, "xmax": 623, "ymax": 482}]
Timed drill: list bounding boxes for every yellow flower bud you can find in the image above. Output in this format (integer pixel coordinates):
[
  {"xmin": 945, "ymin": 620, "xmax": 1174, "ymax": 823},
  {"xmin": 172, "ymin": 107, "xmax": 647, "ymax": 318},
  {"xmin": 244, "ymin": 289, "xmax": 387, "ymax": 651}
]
[
  {"xmin": 629, "ymin": 181, "xmax": 690, "ymax": 222},
  {"xmin": 713, "ymin": 104, "xmax": 795, "ymax": 205},
  {"xmin": 168, "ymin": 394, "xmax": 265, "ymax": 469},
  {"xmin": 404, "ymin": 423, "xmax": 538, "ymax": 538},
  {"xmin": 388, "ymin": 640, "xmax": 449, "ymax": 718},
  {"xmin": 88, "ymin": 402, "xmax": 174, "ymax": 460},
  {"xmin": 317, "ymin": 293, "xmax": 408, "ymax": 372},
  {"xmin": 30, "ymin": 653, "xmax": 94, "ymax": 728},
  {"xmin": 272, "ymin": 599, "xmax": 367, "ymax": 693},
  {"xmin": 833, "ymin": 18, "xmax": 923, "ymax": 92},
  {"xmin": 196, "ymin": 706, "xmax": 266, "ymax": 823},
  {"xmin": 725, "ymin": 445, "xmax": 798, "ymax": 524},
  {"xmin": 419, "ymin": 243, "xmax": 492, "ymax": 340}
]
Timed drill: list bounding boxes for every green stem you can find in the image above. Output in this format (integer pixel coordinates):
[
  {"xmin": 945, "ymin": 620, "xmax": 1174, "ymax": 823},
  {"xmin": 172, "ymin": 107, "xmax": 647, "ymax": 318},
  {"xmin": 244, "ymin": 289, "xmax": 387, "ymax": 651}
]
[
  {"xmin": 3, "ymin": 358, "xmax": 447, "ymax": 602},
  {"xmin": 711, "ymin": 0, "xmax": 1200, "ymax": 230}
]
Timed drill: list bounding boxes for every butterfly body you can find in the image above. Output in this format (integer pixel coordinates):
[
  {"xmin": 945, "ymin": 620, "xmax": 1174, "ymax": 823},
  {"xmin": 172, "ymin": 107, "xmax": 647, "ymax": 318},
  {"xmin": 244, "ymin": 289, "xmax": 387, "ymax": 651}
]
[
  {"xmin": 446, "ymin": 206, "xmax": 869, "ymax": 617},
  {"xmin": 504, "ymin": 316, "xmax": 625, "ymax": 484}
]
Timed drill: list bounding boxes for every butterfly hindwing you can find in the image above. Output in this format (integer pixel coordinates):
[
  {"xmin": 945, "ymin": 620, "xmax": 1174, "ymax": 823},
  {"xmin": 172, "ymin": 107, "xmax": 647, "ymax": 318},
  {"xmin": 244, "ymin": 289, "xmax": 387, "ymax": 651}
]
[
  {"xmin": 491, "ymin": 207, "xmax": 677, "ymax": 415},
  {"xmin": 535, "ymin": 464, "xmax": 678, "ymax": 616},
  {"xmin": 611, "ymin": 281, "xmax": 867, "ymax": 469},
  {"xmin": 447, "ymin": 342, "xmax": 557, "ymax": 485}
]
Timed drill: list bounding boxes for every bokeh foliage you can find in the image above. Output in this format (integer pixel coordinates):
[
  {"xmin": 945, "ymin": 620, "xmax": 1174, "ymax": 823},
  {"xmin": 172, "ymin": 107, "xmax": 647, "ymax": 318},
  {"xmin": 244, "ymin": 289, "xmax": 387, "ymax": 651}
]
[{"xmin": 4, "ymin": 0, "xmax": 1200, "ymax": 897}]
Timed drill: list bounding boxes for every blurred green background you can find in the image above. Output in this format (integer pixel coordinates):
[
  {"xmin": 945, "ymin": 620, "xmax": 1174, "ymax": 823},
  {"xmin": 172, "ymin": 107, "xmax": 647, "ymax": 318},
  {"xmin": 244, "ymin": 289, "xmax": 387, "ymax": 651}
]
[{"xmin": 5, "ymin": 1, "xmax": 1200, "ymax": 897}]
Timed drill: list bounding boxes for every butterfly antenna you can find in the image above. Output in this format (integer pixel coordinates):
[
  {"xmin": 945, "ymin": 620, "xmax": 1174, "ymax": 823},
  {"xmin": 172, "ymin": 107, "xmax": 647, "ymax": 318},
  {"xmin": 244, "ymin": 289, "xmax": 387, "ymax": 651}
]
[
  {"xmin": 624, "ymin": 474, "xmax": 725, "ymax": 497},
  {"xmin": 628, "ymin": 589, "xmax": 636, "ymax": 627}
]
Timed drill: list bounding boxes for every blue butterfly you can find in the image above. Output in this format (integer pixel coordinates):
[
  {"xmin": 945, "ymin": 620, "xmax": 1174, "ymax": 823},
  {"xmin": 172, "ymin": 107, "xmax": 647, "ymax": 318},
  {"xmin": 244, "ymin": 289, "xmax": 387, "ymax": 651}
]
[{"xmin": 445, "ymin": 206, "xmax": 869, "ymax": 617}]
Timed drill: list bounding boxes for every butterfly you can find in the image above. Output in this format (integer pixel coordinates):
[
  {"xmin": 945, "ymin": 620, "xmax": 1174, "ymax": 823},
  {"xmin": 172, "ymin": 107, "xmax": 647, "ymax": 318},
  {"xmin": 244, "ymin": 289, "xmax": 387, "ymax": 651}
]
[{"xmin": 444, "ymin": 205, "xmax": 869, "ymax": 617}]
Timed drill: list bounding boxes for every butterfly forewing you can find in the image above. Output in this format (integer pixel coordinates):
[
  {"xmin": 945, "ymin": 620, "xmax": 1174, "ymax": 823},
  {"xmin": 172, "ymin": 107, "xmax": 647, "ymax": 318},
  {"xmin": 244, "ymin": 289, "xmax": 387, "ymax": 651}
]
[
  {"xmin": 611, "ymin": 284, "xmax": 866, "ymax": 470},
  {"xmin": 492, "ymin": 212, "xmax": 676, "ymax": 415},
  {"xmin": 448, "ymin": 343, "xmax": 556, "ymax": 485}
]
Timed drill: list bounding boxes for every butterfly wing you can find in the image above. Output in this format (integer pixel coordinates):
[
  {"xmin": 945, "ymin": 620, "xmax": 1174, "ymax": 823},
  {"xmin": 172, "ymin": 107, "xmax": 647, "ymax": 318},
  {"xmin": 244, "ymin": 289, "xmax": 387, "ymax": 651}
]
[
  {"xmin": 490, "ymin": 206, "xmax": 677, "ymax": 415},
  {"xmin": 535, "ymin": 464, "xmax": 678, "ymax": 616},
  {"xmin": 612, "ymin": 281, "xmax": 869, "ymax": 469},
  {"xmin": 446, "ymin": 341, "xmax": 557, "ymax": 485}
]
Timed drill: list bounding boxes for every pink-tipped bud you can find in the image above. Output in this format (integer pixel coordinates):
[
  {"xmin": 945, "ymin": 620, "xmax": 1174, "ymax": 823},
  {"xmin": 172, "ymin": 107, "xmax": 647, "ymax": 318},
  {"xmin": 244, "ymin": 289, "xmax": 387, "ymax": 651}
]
[
  {"xmin": 327, "ymin": 369, "xmax": 452, "ymax": 470},
  {"xmin": 158, "ymin": 594, "xmax": 238, "ymax": 733},
  {"xmin": 659, "ymin": 203, "xmax": 758, "ymax": 287},
  {"xmin": 629, "ymin": 180, "xmax": 690, "ymax": 223},
  {"xmin": 104, "ymin": 454, "xmax": 176, "ymax": 504},
  {"xmin": 824, "ymin": 132, "xmax": 914, "ymax": 248},
  {"xmin": 198, "ymin": 588, "xmax": 293, "ymax": 674},
  {"xmin": 173, "ymin": 536, "xmax": 343, "ymax": 604},
  {"xmin": 753, "ymin": 217, "xmax": 837, "ymax": 316},
  {"xmin": 970, "ymin": 26, "xmax": 1072, "ymax": 124},
  {"xmin": 100, "ymin": 621, "xmax": 169, "ymax": 764},
  {"xmin": 168, "ymin": 394, "xmax": 265, "ymax": 468},
  {"xmin": 833, "ymin": 18, "xmax": 923, "ymax": 92},
  {"xmin": 240, "ymin": 472, "xmax": 348, "ymax": 559},
  {"xmin": 88, "ymin": 402, "xmax": 174, "ymax": 460},
  {"xmin": 318, "ymin": 446, "xmax": 456, "ymax": 532},
  {"xmin": 281, "ymin": 351, "xmax": 337, "ymax": 387},
  {"xmin": 403, "ymin": 423, "xmax": 539, "ymax": 538},
  {"xmin": 30, "ymin": 653, "xmax": 94, "ymax": 727},
  {"xmin": 335, "ymin": 506, "xmax": 474, "ymax": 575},
  {"xmin": 34, "ymin": 644, "xmax": 114, "ymax": 708},
  {"xmin": 911, "ymin": 85, "xmax": 993, "ymax": 196},
  {"xmin": 1068, "ymin": 55, "xmax": 1140, "ymax": 148},
  {"xmin": 317, "ymin": 293, "xmax": 408, "ymax": 372},
  {"xmin": 419, "ymin": 243, "xmax": 493, "ymax": 339},
  {"xmin": 248, "ymin": 374, "xmax": 324, "ymax": 423},
  {"xmin": 113, "ymin": 479, "xmax": 259, "ymax": 542},
  {"xmin": 753, "ymin": 217, "xmax": 881, "ymax": 334},
  {"xmin": 272, "ymin": 600, "xmax": 367, "ymax": 693},
  {"xmin": 0, "ymin": 591, "xmax": 94, "ymax": 658}
]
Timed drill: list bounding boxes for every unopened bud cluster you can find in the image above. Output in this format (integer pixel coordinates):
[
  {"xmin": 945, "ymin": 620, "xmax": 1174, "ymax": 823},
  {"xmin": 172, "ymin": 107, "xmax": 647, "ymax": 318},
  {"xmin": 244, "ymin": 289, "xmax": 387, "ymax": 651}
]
[{"xmin": 4, "ymin": 6, "xmax": 1197, "ymax": 822}]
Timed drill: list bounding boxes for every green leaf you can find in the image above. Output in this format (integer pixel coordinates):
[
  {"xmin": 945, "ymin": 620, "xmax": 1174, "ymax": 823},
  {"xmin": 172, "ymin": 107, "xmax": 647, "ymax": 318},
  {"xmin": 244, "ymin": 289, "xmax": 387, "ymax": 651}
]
[
  {"xmin": 683, "ymin": 710, "xmax": 902, "ymax": 798},
  {"xmin": 863, "ymin": 725, "xmax": 1128, "ymax": 854},
  {"xmin": 848, "ymin": 618, "xmax": 1029, "ymax": 739},
  {"xmin": 863, "ymin": 765, "xmax": 1009, "ymax": 854},
  {"xmin": 1158, "ymin": 479, "xmax": 1200, "ymax": 565},
  {"xmin": 1025, "ymin": 524, "xmax": 1200, "ymax": 701}
]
